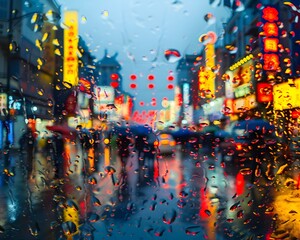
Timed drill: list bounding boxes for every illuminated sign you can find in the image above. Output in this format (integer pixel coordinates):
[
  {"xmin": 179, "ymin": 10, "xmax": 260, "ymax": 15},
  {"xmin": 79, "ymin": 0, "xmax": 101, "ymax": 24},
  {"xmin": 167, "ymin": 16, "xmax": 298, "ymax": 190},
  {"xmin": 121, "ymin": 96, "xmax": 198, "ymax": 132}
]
[
  {"xmin": 257, "ymin": 82, "xmax": 273, "ymax": 102},
  {"xmin": 198, "ymin": 36, "xmax": 216, "ymax": 98},
  {"xmin": 227, "ymin": 59, "xmax": 254, "ymax": 98},
  {"xmin": 0, "ymin": 93, "xmax": 7, "ymax": 116},
  {"xmin": 232, "ymin": 94, "xmax": 257, "ymax": 113},
  {"xmin": 261, "ymin": 6, "xmax": 280, "ymax": 71},
  {"xmin": 234, "ymin": 83, "xmax": 251, "ymax": 98},
  {"xmin": 63, "ymin": 11, "xmax": 79, "ymax": 86},
  {"xmin": 93, "ymin": 86, "xmax": 115, "ymax": 114},
  {"xmin": 273, "ymin": 79, "xmax": 300, "ymax": 110},
  {"xmin": 183, "ymin": 83, "xmax": 189, "ymax": 105}
]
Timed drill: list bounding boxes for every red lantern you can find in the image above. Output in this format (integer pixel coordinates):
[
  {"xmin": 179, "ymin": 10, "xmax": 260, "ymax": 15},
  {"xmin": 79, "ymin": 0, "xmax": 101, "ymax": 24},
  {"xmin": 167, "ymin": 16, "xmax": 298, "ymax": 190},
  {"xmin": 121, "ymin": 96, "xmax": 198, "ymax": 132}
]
[
  {"xmin": 167, "ymin": 84, "xmax": 174, "ymax": 90},
  {"xmin": 148, "ymin": 74, "xmax": 155, "ymax": 80},
  {"xmin": 148, "ymin": 83, "xmax": 155, "ymax": 89},
  {"xmin": 130, "ymin": 74, "xmax": 137, "ymax": 80},
  {"xmin": 110, "ymin": 82, "xmax": 119, "ymax": 88},
  {"xmin": 110, "ymin": 73, "xmax": 119, "ymax": 81},
  {"xmin": 130, "ymin": 83, "xmax": 137, "ymax": 89}
]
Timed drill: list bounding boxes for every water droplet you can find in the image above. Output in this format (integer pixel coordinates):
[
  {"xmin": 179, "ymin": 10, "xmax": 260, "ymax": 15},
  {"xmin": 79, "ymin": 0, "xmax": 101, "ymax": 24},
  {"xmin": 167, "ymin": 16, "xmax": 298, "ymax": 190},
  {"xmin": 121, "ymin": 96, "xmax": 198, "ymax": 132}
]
[
  {"xmin": 164, "ymin": 49, "xmax": 181, "ymax": 63},
  {"xmin": 88, "ymin": 213, "xmax": 100, "ymax": 222},
  {"xmin": 150, "ymin": 201, "xmax": 157, "ymax": 211},
  {"xmin": 101, "ymin": 10, "xmax": 109, "ymax": 19},
  {"xmin": 127, "ymin": 202, "xmax": 134, "ymax": 211},
  {"xmin": 237, "ymin": 210, "xmax": 244, "ymax": 219},
  {"xmin": 92, "ymin": 196, "xmax": 102, "ymax": 206},
  {"xmin": 230, "ymin": 201, "xmax": 240, "ymax": 211},
  {"xmin": 162, "ymin": 209, "xmax": 177, "ymax": 224},
  {"xmin": 177, "ymin": 199, "xmax": 186, "ymax": 208},
  {"xmin": 54, "ymin": 49, "xmax": 61, "ymax": 56},
  {"xmin": 81, "ymin": 16, "xmax": 87, "ymax": 23},
  {"xmin": 29, "ymin": 222, "xmax": 40, "ymax": 236},
  {"xmin": 204, "ymin": 209, "xmax": 211, "ymax": 216},
  {"xmin": 185, "ymin": 226, "xmax": 202, "ymax": 236},
  {"xmin": 41, "ymin": 32, "xmax": 48, "ymax": 42},
  {"xmin": 154, "ymin": 227, "xmax": 165, "ymax": 237},
  {"xmin": 88, "ymin": 176, "xmax": 97, "ymax": 185},
  {"xmin": 204, "ymin": 13, "xmax": 216, "ymax": 25},
  {"xmin": 179, "ymin": 190, "xmax": 188, "ymax": 198},
  {"xmin": 61, "ymin": 221, "xmax": 77, "ymax": 235},
  {"xmin": 52, "ymin": 39, "xmax": 60, "ymax": 46},
  {"xmin": 240, "ymin": 168, "xmax": 252, "ymax": 175},
  {"xmin": 37, "ymin": 88, "xmax": 44, "ymax": 96}
]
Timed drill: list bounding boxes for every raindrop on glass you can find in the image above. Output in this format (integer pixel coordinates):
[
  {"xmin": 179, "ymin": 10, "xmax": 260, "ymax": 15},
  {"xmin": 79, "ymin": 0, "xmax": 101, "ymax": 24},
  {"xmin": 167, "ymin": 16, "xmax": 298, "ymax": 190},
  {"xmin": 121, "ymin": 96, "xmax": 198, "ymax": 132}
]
[{"xmin": 164, "ymin": 49, "xmax": 181, "ymax": 63}]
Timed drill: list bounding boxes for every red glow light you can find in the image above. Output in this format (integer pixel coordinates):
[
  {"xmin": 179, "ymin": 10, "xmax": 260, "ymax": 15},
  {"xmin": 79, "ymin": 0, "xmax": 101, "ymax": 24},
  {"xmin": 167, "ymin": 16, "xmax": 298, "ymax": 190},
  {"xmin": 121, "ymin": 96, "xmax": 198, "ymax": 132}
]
[
  {"xmin": 130, "ymin": 83, "xmax": 137, "ymax": 89},
  {"xmin": 110, "ymin": 73, "xmax": 119, "ymax": 81},
  {"xmin": 148, "ymin": 74, "xmax": 155, "ymax": 80},
  {"xmin": 130, "ymin": 74, "xmax": 137, "ymax": 80},
  {"xmin": 110, "ymin": 82, "xmax": 119, "ymax": 88},
  {"xmin": 148, "ymin": 83, "xmax": 155, "ymax": 89}
]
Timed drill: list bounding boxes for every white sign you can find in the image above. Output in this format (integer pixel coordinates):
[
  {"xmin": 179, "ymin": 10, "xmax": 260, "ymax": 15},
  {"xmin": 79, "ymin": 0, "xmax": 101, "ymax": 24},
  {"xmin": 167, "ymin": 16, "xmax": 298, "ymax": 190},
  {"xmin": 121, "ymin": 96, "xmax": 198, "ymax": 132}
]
[
  {"xmin": 93, "ymin": 86, "xmax": 115, "ymax": 114},
  {"xmin": 0, "ymin": 93, "xmax": 7, "ymax": 116}
]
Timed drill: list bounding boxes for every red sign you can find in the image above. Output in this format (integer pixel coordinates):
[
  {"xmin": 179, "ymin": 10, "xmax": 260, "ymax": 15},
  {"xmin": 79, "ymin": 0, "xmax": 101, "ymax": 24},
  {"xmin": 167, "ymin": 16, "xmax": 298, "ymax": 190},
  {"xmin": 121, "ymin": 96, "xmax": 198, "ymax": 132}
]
[
  {"xmin": 65, "ymin": 93, "xmax": 77, "ymax": 115},
  {"xmin": 257, "ymin": 82, "xmax": 273, "ymax": 102},
  {"xmin": 262, "ymin": 6, "xmax": 279, "ymax": 22},
  {"xmin": 263, "ymin": 54, "xmax": 279, "ymax": 71},
  {"xmin": 292, "ymin": 109, "xmax": 300, "ymax": 119},
  {"xmin": 263, "ymin": 22, "xmax": 278, "ymax": 36},
  {"xmin": 261, "ymin": 6, "xmax": 280, "ymax": 72}
]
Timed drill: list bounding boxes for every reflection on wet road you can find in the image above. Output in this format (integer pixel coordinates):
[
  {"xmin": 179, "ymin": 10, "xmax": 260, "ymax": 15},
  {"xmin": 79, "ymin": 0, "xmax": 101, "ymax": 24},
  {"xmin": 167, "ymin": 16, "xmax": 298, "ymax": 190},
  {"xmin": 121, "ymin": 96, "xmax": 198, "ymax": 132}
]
[{"xmin": 0, "ymin": 142, "xmax": 299, "ymax": 239}]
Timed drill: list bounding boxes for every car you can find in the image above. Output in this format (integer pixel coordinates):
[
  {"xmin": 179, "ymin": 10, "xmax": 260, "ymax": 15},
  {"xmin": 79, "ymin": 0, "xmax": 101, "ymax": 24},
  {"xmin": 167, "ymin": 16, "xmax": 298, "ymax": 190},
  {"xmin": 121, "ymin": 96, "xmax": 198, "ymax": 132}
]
[
  {"xmin": 156, "ymin": 133, "xmax": 176, "ymax": 155},
  {"xmin": 218, "ymin": 119, "xmax": 278, "ymax": 165}
]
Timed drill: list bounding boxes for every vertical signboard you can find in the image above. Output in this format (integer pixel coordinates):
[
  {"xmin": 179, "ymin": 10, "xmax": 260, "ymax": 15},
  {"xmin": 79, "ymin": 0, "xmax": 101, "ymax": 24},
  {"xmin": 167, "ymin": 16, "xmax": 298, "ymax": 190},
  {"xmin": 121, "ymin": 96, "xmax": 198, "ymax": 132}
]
[
  {"xmin": 261, "ymin": 6, "xmax": 280, "ymax": 72},
  {"xmin": 198, "ymin": 32, "xmax": 217, "ymax": 98},
  {"xmin": 63, "ymin": 11, "xmax": 79, "ymax": 86}
]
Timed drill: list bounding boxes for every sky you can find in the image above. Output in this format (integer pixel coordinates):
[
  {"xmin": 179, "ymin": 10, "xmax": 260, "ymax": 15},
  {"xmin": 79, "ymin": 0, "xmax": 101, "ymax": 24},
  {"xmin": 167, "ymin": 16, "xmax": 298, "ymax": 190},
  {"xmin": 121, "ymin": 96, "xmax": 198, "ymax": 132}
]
[{"xmin": 57, "ymin": 0, "xmax": 232, "ymax": 111}]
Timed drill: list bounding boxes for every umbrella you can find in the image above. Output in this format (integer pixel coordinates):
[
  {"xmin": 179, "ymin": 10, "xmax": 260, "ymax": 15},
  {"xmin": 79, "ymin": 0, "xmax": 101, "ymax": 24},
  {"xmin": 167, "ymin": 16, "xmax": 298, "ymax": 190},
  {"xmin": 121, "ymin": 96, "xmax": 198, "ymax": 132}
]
[
  {"xmin": 46, "ymin": 124, "xmax": 76, "ymax": 140},
  {"xmin": 202, "ymin": 124, "xmax": 221, "ymax": 134},
  {"xmin": 105, "ymin": 166, "xmax": 116, "ymax": 185},
  {"xmin": 171, "ymin": 128, "xmax": 192, "ymax": 142},
  {"xmin": 131, "ymin": 124, "xmax": 153, "ymax": 136},
  {"xmin": 214, "ymin": 129, "xmax": 231, "ymax": 138},
  {"xmin": 234, "ymin": 119, "xmax": 275, "ymax": 132}
]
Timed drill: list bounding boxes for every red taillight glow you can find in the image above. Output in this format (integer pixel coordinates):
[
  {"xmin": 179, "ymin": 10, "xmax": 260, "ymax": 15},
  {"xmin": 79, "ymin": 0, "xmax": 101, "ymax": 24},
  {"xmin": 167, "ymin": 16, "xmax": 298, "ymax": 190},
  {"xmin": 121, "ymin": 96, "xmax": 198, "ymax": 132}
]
[{"xmin": 236, "ymin": 143, "xmax": 243, "ymax": 151}]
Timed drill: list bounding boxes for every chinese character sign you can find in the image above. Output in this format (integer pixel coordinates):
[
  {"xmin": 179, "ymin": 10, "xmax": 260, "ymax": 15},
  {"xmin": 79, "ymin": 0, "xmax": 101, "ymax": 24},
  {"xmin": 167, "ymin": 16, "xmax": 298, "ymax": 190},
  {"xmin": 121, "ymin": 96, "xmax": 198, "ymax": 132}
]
[
  {"xmin": 63, "ymin": 11, "xmax": 79, "ymax": 86},
  {"xmin": 261, "ymin": 6, "xmax": 280, "ymax": 71}
]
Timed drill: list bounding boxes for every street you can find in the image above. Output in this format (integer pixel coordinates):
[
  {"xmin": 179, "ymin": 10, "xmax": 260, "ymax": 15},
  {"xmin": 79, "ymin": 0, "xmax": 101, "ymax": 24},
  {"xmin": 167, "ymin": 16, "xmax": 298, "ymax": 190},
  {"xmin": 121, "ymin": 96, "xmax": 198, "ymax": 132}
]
[{"xmin": 1, "ymin": 140, "xmax": 299, "ymax": 240}]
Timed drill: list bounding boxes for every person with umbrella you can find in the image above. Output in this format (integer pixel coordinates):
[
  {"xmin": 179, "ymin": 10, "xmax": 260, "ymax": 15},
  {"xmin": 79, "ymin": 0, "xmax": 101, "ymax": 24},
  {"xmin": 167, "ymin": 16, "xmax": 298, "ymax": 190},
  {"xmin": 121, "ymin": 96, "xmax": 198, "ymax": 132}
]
[{"xmin": 113, "ymin": 124, "xmax": 134, "ymax": 170}]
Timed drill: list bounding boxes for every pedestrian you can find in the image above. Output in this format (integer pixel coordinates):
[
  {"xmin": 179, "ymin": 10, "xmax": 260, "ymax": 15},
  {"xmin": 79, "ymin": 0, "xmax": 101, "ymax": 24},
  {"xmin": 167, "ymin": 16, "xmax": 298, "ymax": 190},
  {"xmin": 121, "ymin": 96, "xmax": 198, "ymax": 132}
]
[
  {"xmin": 52, "ymin": 133, "xmax": 65, "ymax": 179},
  {"xmin": 20, "ymin": 127, "xmax": 36, "ymax": 180}
]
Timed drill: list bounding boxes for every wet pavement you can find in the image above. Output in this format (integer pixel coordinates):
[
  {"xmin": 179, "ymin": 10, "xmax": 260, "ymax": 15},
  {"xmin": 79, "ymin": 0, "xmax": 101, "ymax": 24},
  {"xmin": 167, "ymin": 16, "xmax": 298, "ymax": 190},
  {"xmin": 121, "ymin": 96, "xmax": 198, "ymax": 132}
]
[{"xmin": 0, "ymin": 143, "xmax": 299, "ymax": 240}]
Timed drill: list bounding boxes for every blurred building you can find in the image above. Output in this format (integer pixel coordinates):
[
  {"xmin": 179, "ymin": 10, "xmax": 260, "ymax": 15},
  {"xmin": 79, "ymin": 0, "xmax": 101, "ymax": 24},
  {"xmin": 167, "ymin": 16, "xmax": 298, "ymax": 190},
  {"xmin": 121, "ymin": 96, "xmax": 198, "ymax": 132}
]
[
  {"xmin": 0, "ymin": 0, "xmax": 61, "ymax": 148},
  {"xmin": 222, "ymin": 0, "xmax": 300, "ymax": 151}
]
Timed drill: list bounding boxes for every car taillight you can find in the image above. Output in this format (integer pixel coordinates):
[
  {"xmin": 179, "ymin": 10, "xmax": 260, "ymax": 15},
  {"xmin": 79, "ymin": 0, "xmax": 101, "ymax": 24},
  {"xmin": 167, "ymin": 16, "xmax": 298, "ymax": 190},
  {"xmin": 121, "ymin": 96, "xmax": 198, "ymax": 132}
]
[
  {"xmin": 235, "ymin": 143, "xmax": 243, "ymax": 151},
  {"xmin": 154, "ymin": 140, "xmax": 159, "ymax": 147}
]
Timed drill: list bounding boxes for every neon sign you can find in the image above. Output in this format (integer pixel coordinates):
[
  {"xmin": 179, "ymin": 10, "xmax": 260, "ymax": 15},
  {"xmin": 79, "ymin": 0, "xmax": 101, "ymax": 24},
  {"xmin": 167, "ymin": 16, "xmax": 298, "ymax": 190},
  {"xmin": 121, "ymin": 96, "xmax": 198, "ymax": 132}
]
[{"xmin": 261, "ymin": 6, "xmax": 280, "ymax": 72}]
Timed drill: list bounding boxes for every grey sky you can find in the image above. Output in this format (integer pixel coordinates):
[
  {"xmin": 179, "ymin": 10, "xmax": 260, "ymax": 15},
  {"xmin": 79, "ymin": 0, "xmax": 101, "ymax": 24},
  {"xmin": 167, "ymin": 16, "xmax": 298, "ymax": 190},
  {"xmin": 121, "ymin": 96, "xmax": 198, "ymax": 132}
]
[{"xmin": 58, "ymin": 0, "xmax": 232, "ymax": 110}]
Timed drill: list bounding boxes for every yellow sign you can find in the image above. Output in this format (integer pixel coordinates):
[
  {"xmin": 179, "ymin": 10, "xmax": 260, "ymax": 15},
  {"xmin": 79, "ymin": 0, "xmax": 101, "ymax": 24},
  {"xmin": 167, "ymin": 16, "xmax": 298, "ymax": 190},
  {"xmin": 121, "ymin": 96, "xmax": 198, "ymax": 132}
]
[
  {"xmin": 63, "ymin": 11, "xmax": 79, "ymax": 86},
  {"xmin": 273, "ymin": 80, "xmax": 300, "ymax": 110},
  {"xmin": 198, "ymin": 43, "xmax": 215, "ymax": 98}
]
